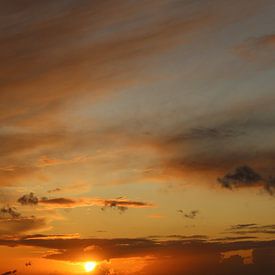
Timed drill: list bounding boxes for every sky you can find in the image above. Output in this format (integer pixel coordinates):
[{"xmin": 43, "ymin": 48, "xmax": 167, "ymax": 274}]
[{"xmin": 0, "ymin": 0, "xmax": 275, "ymax": 274}]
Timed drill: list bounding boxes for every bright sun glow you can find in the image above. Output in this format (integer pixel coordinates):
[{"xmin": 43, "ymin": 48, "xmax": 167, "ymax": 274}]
[{"xmin": 84, "ymin": 261, "xmax": 97, "ymax": 272}]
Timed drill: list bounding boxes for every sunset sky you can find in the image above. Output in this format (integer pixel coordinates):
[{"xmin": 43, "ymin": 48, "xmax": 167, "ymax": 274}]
[{"xmin": 0, "ymin": 1, "xmax": 275, "ymax": 274}]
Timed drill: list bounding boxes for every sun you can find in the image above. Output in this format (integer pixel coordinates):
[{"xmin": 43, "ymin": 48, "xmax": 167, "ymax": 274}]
[{"xmin": 84, "ymin": 261, "xmax": 97, "ymax": 272}]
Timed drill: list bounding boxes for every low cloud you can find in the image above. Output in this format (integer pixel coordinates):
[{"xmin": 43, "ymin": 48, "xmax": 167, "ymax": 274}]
[{"xmin": 0, "ymin": 236, "xmax": 275, "ymax": 275}]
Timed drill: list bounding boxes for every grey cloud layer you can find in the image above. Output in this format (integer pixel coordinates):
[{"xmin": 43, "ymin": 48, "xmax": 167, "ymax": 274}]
[{"xmin": 1, "ymin": 0, "xmax": 274, "ymax": 191}]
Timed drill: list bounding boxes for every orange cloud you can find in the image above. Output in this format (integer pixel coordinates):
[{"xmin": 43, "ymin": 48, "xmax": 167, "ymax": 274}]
[{"xmin": 17, "ymin": 192, "xmax": 154, "ymax": 211}]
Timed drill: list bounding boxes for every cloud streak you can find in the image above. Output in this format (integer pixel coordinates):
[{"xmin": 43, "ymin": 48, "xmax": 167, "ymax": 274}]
[
  {"xmin": 228, "ymin": 224, "xmax": 275, "ymax": 235},
  {"xmin": 17, "ymin": 193, "xmax": 153, "ymax": 211}
]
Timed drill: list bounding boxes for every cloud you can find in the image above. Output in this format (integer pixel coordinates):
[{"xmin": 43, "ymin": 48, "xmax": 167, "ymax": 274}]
[
  {"xmin": 17, "ymin": 193, "xmax": 153, "ymax": 211},
  {"xmin": 1, "ymin": 270, "xmax": 17, "ymax": 275},
  {"xmin": 213, "ymin": 236, "xmax": 258, "ymax": 242},
  {"xmin": 0, "ymin": 1, "xmax": 273, "ymax": 194},
  {"xmin": 230, "ymin": 224, "xmax": 258, "ymax": 230},
  {"xmin": 0, "ymin": 216, "xmax": 49, "ymax": 237},
  {"xmin": 37, "ymin": 155, "xmax": 89, "ymax": 167},
  {"xmin": 0, "ymin": 202, "xmax": 49, "ymax": 237},
  {"xmin": 0, "ymin": 0, "xmax": 214, "ymax": 128},
  {"xmin": 148, "ymin": 235, "xmax": 207, "ymax": 241},
  {"xmin": 0, "ymin": 0, "xmax": 217, "ymax": 191},
  {"xmin": 228, "ymin": 224, "xmax": 275, "ymax": 235},
  {"xmin": 140, "ymin": 105, "xmax": 275, "ymax": 185},
  {"xmin": 47, "ymin": 188, "xmax": 61, "ymax": 193},
  {"xmin": 0, "ymin": 206, "xmax": 21, "ymax": 219},
  {"xmin": 218, "ymin": 166, "xmax": 262, "ymax": 188},
  {"xmin": 253, "ymin": 247, "xmax": 275, "ymax": 266},
  {"xmin": 0, "ymin": 132, "xmax": 65, "ymax": 186},
  {"xmin": 21, "ymin": 233, "xmax": 80, "ymax": 240},
  {"xmin": 40, "ymin": 197, "xmax": 76, "ymax": 206},
  {"xmin": 41, "ymin": 197, "xmax": 153, "ymax": 212},
  {"xmin": 167, "ymin": 127, "xmax": 243, "ymax": 143},
  {"xmin": 217, "ymin": 166, "xmax": 275, "ymax": 194},
  {"xmin": 177, "ymin": 209, "xmax": 199, "ymax": 219},
  {"xmin": 101, "ymin": 199, "xmax": 152, "ymax": 213},
  {"xmin": 17, "ymin": 192, "xmax": 39, "ymax": 205},
  {"xmin": 1, "ymin": 235, "xmax": 275, "ymax": 274},
  {"xmin": 236, "ymin": 33, "xmax": 275, "ymax": 66}
]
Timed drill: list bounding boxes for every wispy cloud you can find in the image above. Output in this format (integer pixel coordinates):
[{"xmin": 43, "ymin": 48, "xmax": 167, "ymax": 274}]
[
  {"xmin": 17, "ymin": 193, "xmax": 153, "ymax": 211},
  {"xmin": 228, "ymin": 224, "xmax": 275, "ymax": 235}
]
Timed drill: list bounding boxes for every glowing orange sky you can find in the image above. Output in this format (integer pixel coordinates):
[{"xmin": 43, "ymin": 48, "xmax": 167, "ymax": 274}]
[{"xmin": 1, "ymin": 0, "xmax": 275, "ymax": 274}]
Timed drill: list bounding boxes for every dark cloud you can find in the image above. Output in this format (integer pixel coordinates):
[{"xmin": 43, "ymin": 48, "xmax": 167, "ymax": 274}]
[
  {"xmin": 1, "ymin": 236, "xmax": 275, "ymax": 274},
  {"xmin": 178, "ymin": 209, "xmax": 199, "ymax": 219},
  {"xmin": 17, "ymin": 192, "xmax": 39, "ymax": 205},
  {"xmin": 222, "ymin": 254, "xmax": 244, "ymax": 268},
  {"xmin": 102, "ymin": 199, "xmax": 152, "ymax": 213},
  {"xmin": 142, "ymin": 105, "xmax": 275, "ymax": 185},
  {"xmin": 218, "ymin": 166, "xmax": 262, "ymax": 188},
  {"xmin": 253, "ymin": 247, "xmax": 275, "ymax": 266},
  {"xmin": 230, "ymin": 224, "xmax": 258, "ymax": 230},
  {"xmin": 40, "ymin": 197, "xmax": 76, "ymax": 205},
  {"xmin": 265, "ymin": 176, "xmax": 275, "ymax": 195},
  {"xmin": 148, "ymin": 234, "xmax": 207, "ymax": 241},
  {"xmin": 1, "ymin": 270, "xmax": 17, "ymax": 275},
  {"xmin": 0, "ymin": 206, "xmax": 21, "ymax": 218},
  {"xmin": 184, "ymin": 210, "xmax": 199, "ymax": 219},
  {"xmin": 218, "ymin": 166, "xmax": 275, "ymax": 194},
  {"xmin": 228, "ymin": 224, "xmax": 275, "ymax": 235},
  {"xmin": 213, "ymin": 236, "xmax": 258, "ymax": 242}
]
